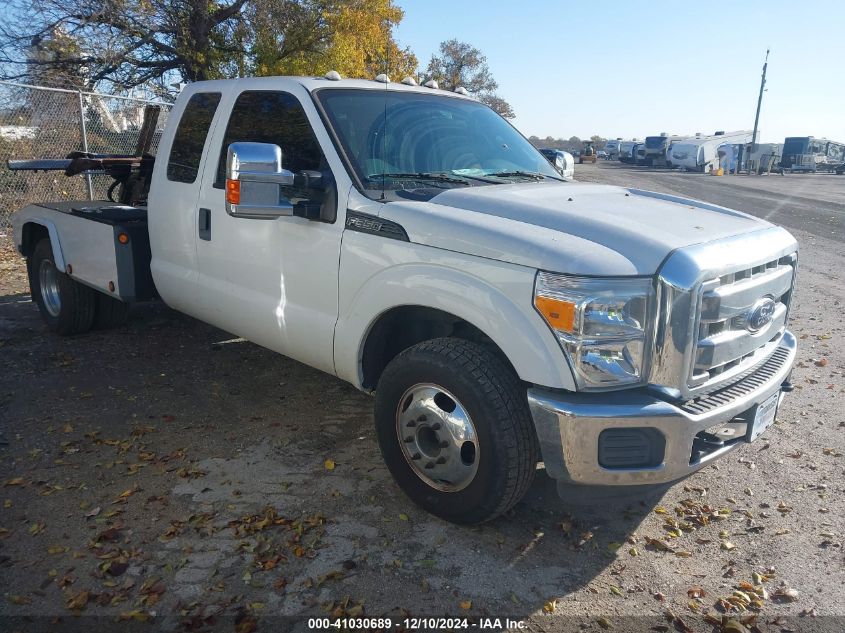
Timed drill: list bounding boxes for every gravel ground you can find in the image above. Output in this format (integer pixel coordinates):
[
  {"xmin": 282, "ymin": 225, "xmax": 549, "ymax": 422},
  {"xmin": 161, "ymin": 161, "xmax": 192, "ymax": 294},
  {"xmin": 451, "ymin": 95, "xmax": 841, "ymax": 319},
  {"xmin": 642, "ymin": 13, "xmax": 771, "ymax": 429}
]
[{"xmin": 0, "ymin": 165, "xmax": 843, "ymax": 632}]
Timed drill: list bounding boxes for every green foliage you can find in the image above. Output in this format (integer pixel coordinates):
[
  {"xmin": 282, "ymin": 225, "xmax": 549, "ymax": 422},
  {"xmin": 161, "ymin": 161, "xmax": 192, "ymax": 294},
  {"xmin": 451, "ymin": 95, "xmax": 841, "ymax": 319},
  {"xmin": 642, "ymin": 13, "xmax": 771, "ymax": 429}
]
[{"xmin": 424, "ymin": 39, "xmax": 514, "ymax": 118}]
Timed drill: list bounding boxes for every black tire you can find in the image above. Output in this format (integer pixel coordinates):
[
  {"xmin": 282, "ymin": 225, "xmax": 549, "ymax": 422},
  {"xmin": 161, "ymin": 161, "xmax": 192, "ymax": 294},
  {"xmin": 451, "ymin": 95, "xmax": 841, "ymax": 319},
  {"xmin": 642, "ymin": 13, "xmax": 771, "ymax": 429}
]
[
  {"xmin": 94, "ymin": 293, "xmax": 130, "ymax": 329},
  {"xmin": 374, "ymin": 338, "xmax": 538, "ymax": 524},
  {"xmin": 27, "ymin": 238, "xmax": 96, "ymax": 335}
]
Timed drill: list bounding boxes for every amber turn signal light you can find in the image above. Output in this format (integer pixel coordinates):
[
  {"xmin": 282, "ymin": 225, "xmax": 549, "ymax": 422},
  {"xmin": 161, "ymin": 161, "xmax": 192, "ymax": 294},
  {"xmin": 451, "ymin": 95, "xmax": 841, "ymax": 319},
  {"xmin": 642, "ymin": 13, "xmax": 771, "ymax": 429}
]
[
  {"xmin": 534, "ymin": 295, "xmax": 576, "ymax": 332},
  {"xmin": 226, "ymin": 178, "xmax": 240, "ymax": 204},
  {"xmin": 117, "ymin": 232, "xmax": 129, "ymax": 245}
]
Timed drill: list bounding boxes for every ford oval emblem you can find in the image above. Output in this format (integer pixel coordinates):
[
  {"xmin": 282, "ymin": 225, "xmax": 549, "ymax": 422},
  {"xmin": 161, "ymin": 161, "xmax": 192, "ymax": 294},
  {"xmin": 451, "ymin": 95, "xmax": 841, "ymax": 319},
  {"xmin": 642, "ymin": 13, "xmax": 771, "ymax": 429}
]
[{"xmin": 746, "ymin": 297, "xmax": 776, "ymax": 332}]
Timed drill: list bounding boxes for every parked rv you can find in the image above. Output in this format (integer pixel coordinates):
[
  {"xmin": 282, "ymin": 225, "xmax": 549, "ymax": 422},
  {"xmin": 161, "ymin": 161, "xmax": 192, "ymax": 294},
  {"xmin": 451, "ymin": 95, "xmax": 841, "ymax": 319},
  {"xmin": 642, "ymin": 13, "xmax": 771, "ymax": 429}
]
[
  {"xmin": 604, "ymin": 139, "xmax": 622, "ymax": 160},
  {"xmin": 667, "ymin": 131, "xmax": 753, "ymax": 172},
  {"xmin": 617, "ymin": 140, "xmax": 639, "ymax": 163},
  {"xmin": 780, "ymin": 136, "xmax": 845, "ymax": 172},
  {"xmin": 641, "ymin": 133, "xmax": 686, "ymax": 166},
  {"xmin": 744, "ymin": 143, "xmax": 783, "ymax": 174}
]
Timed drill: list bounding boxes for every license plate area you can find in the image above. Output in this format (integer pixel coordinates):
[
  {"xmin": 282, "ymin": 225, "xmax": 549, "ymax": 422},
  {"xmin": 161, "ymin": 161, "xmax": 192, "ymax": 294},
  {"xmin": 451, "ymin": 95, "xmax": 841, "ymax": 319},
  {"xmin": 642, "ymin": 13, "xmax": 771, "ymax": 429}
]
[{"xmin": 747, "ymin": 392, "xmax": 779, "ymax": 442}]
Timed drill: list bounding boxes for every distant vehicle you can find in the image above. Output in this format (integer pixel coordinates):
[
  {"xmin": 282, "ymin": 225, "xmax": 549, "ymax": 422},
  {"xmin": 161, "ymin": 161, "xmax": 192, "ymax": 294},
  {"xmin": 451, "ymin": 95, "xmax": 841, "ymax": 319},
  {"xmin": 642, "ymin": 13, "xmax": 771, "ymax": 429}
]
[
  {"xmin": 604, "ymin": 139, "xmax": 622, "ymax": 160},
  {"xmin": 579, "ymin": 141, "xmax": 597, "ymax": 164},
  {"xmin": 836, "ymin": 163, "xmax": 845, "ymax": 175},
  {"xmin": 631, "ymin": 142, "xmax": 644, "ymax": 165},
  {"xmin": 743, "ymin": 143, "xmax": 783, "ymax": 174},
  {"xmin": 780, "ymin": 136, "xmax": 845, "ymax": 172},
  {"xmin": 667, "ymin": 131, "xmax": 753, "ymax": 172},
  {"xmin": 617, "ymin": 140, "xmax": 639, "ymax": 163},
  {"xmin": 539, "ymin": 148, "xmax": 575, "ymax": 180},
  {"xmin": 635, "ymin": 145, "xmax": 646, "ymax": 165},
  {"xmin": 641, "ymin": 133, "xmax": 686, "ymax": 166},
  {"xmin": 597, "ymin": 150, "xmax": 608, "ymax": 159}
]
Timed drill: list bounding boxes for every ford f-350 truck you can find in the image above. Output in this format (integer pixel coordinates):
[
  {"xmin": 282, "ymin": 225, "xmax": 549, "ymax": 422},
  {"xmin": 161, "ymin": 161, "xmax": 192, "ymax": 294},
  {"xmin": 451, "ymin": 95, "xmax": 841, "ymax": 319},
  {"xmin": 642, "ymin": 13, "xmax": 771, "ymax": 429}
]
[{"xmin": 10, "ymin": 74, "xmax": 798, "ymax": 524}]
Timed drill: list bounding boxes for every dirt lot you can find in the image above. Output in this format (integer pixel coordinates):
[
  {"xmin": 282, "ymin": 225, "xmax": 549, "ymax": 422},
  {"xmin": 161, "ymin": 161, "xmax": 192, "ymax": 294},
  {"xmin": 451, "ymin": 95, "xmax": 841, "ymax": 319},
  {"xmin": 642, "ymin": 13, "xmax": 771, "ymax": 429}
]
[{"xmin": 1, "ymin": 164, "xmax": 843, "ymax": 632}]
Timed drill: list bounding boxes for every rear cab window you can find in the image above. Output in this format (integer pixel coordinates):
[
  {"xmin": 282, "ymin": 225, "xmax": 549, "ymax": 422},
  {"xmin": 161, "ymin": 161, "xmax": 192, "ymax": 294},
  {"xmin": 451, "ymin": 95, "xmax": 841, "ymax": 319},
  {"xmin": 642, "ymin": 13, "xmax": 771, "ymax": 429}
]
[{"xmin": 166, "ymin": 92, "xmax": 222, "ymax": 184}]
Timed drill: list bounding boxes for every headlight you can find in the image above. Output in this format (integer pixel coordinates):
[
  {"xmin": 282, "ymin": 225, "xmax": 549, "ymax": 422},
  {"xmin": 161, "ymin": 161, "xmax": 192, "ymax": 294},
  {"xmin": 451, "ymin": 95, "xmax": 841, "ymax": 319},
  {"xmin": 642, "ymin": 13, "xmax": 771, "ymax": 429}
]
[{"xmin": 534, "ymin": 272, "xmax": 654, "ymax": 390}]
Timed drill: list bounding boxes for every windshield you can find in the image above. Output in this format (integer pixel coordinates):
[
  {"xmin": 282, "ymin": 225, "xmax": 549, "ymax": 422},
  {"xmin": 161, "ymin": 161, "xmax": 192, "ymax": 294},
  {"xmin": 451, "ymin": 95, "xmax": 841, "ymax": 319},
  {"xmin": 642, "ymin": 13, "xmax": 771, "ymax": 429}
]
[
  {"xmin": 782, "ymin": 137, "xmax": 809, "ymax": 155},
  {"xmin": 315, "ymin": 88, "xmax": 561, "ymax": 200},
  {"xmin": 645, "ymin": 136, "xmax": 666, "ymax": 149}
]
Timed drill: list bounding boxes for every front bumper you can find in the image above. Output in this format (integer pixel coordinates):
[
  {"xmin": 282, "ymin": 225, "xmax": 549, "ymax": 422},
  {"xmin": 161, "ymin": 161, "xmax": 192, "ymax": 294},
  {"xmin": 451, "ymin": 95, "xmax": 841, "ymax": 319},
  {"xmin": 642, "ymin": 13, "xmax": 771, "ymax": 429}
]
[{"xmin": 528, "ymin": 330, "xmax": 796, "ymax": 486}]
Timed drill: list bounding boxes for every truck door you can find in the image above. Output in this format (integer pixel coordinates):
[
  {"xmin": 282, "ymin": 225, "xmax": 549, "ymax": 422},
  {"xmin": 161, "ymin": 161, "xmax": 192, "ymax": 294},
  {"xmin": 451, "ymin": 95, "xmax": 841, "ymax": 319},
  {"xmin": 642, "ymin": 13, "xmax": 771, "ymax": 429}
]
[
  {"xmin": 148, "ymin": 91, "xmax": 222, "ymax": 314},
  {"xmin": 193, "ymin": 87, "xmax": 343, "ymax": 375}
]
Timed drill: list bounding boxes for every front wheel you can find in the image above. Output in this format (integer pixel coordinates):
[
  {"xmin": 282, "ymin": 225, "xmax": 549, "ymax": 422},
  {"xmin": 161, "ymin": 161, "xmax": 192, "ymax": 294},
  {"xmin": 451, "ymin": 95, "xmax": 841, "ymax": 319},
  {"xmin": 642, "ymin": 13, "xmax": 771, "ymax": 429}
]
[
  {"xmin": 374, "ymin": 338, "xmax": 538, "ymax": 524},
  {"xmin": 28, "ymin": 239, "xmax": 96, "ymax": 335}
]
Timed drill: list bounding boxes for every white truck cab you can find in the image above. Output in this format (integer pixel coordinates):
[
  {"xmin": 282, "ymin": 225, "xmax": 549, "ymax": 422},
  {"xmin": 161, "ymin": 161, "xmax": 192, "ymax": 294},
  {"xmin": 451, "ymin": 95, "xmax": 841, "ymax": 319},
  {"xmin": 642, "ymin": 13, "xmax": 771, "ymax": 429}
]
[{"xmin": 11, "ymin": 75, "xmax": 798, "ymax": 524}]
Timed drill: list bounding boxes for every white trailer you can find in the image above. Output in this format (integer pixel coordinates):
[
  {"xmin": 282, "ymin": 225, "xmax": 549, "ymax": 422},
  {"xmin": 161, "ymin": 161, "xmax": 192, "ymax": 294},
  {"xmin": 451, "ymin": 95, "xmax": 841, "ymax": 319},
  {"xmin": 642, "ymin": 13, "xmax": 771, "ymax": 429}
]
[{"xmin": 667, "ymin": 131, "xmax": 754, "ymax": 172}]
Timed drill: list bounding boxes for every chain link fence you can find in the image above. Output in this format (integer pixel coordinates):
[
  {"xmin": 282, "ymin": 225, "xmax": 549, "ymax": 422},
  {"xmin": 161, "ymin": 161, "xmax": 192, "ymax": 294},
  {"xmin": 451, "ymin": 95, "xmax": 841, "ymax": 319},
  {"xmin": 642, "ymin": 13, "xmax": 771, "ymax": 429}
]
[{"xmin": 0, "ymin": 80, "xmax": 171, "ymax": 241}]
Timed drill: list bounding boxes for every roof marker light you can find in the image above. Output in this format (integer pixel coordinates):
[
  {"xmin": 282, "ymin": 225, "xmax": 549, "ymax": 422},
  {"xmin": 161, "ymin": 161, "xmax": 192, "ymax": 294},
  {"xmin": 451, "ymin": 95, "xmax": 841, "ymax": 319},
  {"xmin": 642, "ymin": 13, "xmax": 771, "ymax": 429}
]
[
  {"xmin": 423, "ymin": 79, "xmax": 439, "ymax": 89},
  {"xmin": 325, "ymin": 70, "xmax": 341, "ymax": 81},
  {"xmin": 401, "ymin": 76, "xmax": 417, "ymax": 86},
  {"xmin": 374, "ymin": 73, "xmax": 390, "ymax": 83},
  {"xmin": 454, "ymin": 86, "xmax": 469, "ymax": 95}
]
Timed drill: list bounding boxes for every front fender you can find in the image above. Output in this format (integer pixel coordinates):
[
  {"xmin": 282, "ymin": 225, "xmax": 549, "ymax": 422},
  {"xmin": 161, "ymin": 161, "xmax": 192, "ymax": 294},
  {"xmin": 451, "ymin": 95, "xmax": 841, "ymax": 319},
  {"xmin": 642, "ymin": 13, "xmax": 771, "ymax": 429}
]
[
  {"xmin": 12, "ymin": 206, "xmax": 67, "ymax": 271},
  {"xmin": 334, "ymin": 236, "xmax": 576, "ymax": 391}
]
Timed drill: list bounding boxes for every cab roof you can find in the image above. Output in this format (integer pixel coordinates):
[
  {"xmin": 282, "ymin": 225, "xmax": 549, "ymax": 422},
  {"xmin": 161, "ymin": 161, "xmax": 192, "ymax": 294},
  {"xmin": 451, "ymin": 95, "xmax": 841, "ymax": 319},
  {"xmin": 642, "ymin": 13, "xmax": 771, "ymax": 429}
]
[{"xmin": 182, "ymin": 75, "xmax": 476, "ymax": 102}]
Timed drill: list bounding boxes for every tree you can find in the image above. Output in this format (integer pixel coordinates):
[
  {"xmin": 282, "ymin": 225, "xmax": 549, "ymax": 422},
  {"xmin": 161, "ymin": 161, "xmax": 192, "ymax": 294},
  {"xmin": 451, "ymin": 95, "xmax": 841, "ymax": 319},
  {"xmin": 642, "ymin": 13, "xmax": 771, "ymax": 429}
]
[
  {"xmin": 0, "ymin": 0, "xmax": 415, "ymax": 97},
  {"xmin": 590, "ymin": 135, "xmax": 607, "ymax": 150},
  {"xmin": 26, "ymin": 26, "xmax": 86, "ymax": 89},
  {"xmin": 255, "ymin": 0, "xmax": 416, "ymax": 79},
  {"xmin": 479, "ymin": 94, "xmax": 514, "ymax": 119},
  {"xmin": 424, "ymin": 39, "xmax": 515, "ymax": 118}
]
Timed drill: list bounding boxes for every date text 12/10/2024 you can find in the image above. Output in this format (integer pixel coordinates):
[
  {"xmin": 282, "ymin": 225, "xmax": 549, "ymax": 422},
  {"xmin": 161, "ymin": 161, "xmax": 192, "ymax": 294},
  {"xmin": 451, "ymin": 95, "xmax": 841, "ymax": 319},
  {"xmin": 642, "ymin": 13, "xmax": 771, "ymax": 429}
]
[{"xmin": 307, "ymin": 618, "xmax": 526, "ymax": 630}]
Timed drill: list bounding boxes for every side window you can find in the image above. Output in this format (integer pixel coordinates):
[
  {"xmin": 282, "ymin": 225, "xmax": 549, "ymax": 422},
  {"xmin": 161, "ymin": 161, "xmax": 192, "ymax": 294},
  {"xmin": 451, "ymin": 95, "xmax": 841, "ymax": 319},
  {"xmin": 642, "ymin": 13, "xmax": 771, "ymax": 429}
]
[
  {"xmin": 214, "ymin": 91, "xmax": 323, "ymax": 188},
  {"xmin": 166, "ymin": 92, "xmax": 221, "ymax": 183}
]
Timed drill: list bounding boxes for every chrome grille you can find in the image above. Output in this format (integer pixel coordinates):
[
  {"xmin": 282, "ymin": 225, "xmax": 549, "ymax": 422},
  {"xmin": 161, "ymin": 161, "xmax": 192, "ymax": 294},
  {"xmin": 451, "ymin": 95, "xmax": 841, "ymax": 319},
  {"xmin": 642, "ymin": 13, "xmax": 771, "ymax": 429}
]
[
  {"xmin": 680, "ymin": 346, "xmax": 791, "ymax": 415},
  {"xmin": 690, "ymin": 254, "xmax": 796, "ymax": 389}
]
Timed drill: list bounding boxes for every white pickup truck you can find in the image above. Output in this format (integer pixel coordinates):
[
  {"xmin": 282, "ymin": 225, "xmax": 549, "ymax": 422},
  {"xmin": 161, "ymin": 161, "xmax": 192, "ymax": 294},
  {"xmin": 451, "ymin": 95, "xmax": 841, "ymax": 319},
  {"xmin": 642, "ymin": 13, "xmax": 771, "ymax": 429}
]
[{"xmin": 10, "ymin": 74, "xmax": 798, "ymax": 524}]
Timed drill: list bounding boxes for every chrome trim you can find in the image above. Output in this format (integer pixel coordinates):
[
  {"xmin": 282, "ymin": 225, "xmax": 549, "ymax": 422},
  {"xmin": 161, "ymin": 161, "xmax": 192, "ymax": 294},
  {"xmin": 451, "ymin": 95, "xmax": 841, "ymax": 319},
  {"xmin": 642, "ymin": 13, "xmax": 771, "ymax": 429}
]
[
  {"xmin": 528, "ymin": 330, "xmax": 796, "ymax": 486},
  {"xmin": 650, "ymin": 227, "xmax": 798, "ymax": 400}
]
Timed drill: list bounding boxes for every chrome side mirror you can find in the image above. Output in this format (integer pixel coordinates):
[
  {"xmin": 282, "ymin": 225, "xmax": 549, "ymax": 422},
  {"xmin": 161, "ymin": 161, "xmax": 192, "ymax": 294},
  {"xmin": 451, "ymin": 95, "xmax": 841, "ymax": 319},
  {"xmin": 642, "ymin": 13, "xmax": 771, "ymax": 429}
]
[{"xmin": 225, "ymin": 142, "xmax": 295, "ymax": 218}]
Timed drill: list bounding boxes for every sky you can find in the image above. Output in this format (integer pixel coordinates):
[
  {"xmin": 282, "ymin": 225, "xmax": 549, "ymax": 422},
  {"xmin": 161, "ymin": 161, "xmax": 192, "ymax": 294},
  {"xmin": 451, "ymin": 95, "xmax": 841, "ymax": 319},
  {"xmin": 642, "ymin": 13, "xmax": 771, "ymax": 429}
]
[{"xmin": 394, "ymin": 1, "xmax": 845, "ymax": 144}]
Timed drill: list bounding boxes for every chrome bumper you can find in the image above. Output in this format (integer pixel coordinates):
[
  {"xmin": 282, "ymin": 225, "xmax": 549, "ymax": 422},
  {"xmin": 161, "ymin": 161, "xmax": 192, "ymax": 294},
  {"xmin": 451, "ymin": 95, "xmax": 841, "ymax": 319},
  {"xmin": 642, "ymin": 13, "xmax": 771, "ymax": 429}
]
[{"xmin": 528, "ymin": 330, "xmax": 796, "ymax": 486}]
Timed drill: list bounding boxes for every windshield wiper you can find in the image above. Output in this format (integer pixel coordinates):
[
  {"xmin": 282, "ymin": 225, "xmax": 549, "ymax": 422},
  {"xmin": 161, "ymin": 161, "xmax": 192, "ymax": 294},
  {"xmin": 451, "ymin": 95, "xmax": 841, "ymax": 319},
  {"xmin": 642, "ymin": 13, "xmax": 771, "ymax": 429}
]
[
  {"xmin": 367, "ymin": 172, "xmax": 470, "ymax": 185},
  {"xmin": 487, "ymin": 170, "xmax": 548, "ymax": 181}
]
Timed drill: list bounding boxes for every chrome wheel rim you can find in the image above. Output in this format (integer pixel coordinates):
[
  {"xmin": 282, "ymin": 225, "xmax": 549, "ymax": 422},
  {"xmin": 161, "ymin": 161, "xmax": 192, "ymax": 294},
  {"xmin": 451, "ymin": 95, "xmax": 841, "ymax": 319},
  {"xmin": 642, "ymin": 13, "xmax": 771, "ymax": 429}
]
[
  {"xmin": 395, "ymin": 383, "xmax": 479, "ymax": 492},
  {"xmin": 39, "ymin": 259, "xmax": 61, "ymax": 317}
]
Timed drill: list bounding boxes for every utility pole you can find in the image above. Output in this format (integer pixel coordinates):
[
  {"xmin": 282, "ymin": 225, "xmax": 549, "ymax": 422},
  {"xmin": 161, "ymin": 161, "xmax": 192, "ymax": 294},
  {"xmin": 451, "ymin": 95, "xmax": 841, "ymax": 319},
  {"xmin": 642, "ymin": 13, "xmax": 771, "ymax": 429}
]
[{"xmin": 748, "ymin": 49, "xmax": 769, "ymax": 174}]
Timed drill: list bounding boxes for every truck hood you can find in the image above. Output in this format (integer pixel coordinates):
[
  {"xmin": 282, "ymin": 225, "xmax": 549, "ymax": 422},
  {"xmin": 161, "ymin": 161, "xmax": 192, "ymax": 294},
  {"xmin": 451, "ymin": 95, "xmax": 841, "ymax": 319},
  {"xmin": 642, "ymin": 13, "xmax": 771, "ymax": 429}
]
[{"xmin": 378, "ymin": 182, "xmax": 772, "ymax": 275}]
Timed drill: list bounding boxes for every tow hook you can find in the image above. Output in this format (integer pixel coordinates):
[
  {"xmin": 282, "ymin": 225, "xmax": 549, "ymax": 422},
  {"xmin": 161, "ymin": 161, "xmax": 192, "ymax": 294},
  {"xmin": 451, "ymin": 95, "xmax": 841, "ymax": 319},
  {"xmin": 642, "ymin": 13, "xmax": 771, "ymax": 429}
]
[{"xmin": 781, "ymin": 380, "xmax": 795, "ymax": 393}]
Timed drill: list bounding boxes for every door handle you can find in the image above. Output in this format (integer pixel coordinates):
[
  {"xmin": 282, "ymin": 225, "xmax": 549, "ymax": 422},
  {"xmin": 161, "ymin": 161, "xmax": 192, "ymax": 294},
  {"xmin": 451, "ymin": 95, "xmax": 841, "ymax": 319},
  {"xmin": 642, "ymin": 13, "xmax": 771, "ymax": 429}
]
[{"xmin": 198, "ymin": 208, "xmax": 211, "ymax": 241}]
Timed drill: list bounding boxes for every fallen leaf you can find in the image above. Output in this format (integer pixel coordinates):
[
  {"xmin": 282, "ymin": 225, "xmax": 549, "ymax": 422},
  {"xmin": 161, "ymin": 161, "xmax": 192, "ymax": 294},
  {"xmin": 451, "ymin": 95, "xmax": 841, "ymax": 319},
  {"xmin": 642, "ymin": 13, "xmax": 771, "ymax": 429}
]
[
  {"xmin": 687, "ymin": 586, "xmax": 706, "ymax": 599},
  {"xmin": 84, "ymin": 506, "xmax": 101, "ymax": 518},
  {"xmin": 721, "ymin": 541, "xmax": 736, "ymax": 551},
  {"xmin": 459, "ymin": 600, "xmax": 472, "ymax": 610},
  {"xmin": 399, "ymin": 513, "xmax": 409, "ymax": 521},
  {"xmin": 722, "ymin": 620, "xmax": 750, "ymax": 633},
  {"xmin": 542, "ymin": 599, "xmax": 556, "ymax": 613},
  {"xmin": 773, "ymin": 587, "xmax": 799, "ymax": 602},
  {"xmin": 645, "ymin": 536, "xmax": 674, "ymax": 552},
  {"xmin": 66, "ymin": 590, "xmax": 89, "ymax": 611},
  {"xmin": 119, "ymin": 610, "xmax": 151, "ymax": 622},
  {"xmin": 596, "ymin": 616, "xmax": 613, "ymax": 629},
  {"xmin": 324, "ymin": 458, "xmax": 335, "ymax": 471}
]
